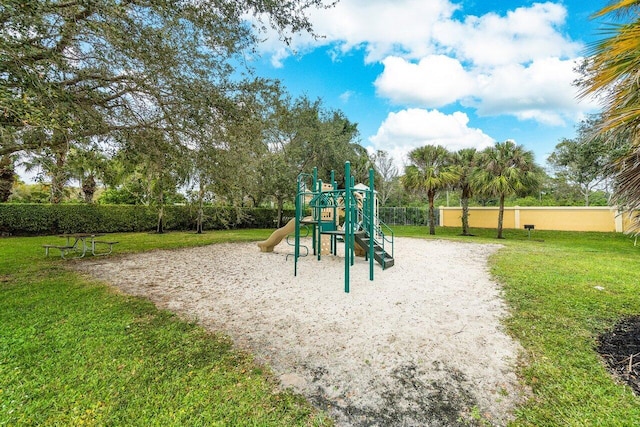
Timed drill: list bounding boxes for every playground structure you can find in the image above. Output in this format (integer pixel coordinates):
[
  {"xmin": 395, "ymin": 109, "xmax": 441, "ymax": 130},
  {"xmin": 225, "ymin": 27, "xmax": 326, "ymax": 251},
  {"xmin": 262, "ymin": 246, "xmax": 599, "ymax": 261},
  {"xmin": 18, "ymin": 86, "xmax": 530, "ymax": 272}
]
[
  {"xmin": 258, "ymin": 161, "xmax": 394, "ymax": 293},
  {"xmin": 256, "ymin": 216, "xmax": 311, "ymax": 253}
]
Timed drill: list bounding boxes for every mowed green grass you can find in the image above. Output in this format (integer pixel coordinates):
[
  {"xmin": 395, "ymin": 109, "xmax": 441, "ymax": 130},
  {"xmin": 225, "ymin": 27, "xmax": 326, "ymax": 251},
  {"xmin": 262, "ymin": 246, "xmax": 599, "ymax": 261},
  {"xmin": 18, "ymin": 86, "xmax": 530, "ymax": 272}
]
[
  {"xmin": 393, "ymin": 226, "xmax": 640, "ymax": 426},
  {"xmin": 0, "ymin": 229, "xmax": 330, "ymax": 426},
  {"xmin": 1, "ymin": 226, "xmax": 640, "ymax": 425}
]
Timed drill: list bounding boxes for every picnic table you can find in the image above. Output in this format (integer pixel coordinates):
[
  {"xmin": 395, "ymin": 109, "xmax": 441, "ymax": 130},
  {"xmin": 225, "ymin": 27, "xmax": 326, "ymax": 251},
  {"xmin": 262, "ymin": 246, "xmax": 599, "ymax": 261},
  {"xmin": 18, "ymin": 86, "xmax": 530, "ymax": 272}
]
[{"xmin": 43, "ymin": 233, "xmax": 119, "ymax": 259}]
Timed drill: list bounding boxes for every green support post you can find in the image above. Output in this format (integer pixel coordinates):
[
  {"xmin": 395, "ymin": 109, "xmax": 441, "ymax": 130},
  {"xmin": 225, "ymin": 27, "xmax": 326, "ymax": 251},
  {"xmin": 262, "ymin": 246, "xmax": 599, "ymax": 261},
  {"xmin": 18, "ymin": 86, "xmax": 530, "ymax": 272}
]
[
  {"xmin": 294, "ymin": 174, "xmax": 302, "ymax": 277},
  {"xmin": 344, "ymin": 161, "xmax": 351, "ymax": 293},
  {"xmin": 330, "ymin": 170, "xmax": 337, "ymax": 255},
  {"xmin": 312, "ymin": 168, "xmax": 318, "ymax": 256},
  {"xmin": 368, "ymin": 168, "xmax": 375, "ymax": 281},
  {"xmin": 317, "ymin": 179, "xmax": 324, "ymax": 260}
]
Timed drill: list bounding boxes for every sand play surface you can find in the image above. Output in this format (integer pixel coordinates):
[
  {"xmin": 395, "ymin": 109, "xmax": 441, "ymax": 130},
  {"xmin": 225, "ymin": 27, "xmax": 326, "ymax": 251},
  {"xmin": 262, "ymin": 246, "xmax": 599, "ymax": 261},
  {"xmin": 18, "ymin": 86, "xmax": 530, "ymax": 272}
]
[{"xmin": 75, "ymin": 237, "xmax": 525, "ymax": 426}]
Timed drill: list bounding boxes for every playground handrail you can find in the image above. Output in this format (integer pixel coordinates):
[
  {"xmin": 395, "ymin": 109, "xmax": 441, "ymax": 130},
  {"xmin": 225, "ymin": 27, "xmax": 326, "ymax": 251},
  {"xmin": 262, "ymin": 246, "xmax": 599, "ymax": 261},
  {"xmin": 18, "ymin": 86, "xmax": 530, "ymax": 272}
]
[
  {"xmin": 296, "ymin": 172, "xmax": 313, "ymax": 219},
  {"xmin": 378, "ymin": 220, "xmax": 395, "ymax": 259},
  {"xmin": 359, "ymin": 207, "xmax": 394, "ymax": 259}
]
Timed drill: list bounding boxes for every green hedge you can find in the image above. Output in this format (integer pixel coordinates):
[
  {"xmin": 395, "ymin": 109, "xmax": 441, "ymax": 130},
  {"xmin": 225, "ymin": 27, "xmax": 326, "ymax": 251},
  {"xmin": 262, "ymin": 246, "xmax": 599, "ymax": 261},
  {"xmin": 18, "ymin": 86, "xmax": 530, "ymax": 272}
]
[{"xmin": 0, "ymin": 204, "xmax": 295, "ymax": 236}]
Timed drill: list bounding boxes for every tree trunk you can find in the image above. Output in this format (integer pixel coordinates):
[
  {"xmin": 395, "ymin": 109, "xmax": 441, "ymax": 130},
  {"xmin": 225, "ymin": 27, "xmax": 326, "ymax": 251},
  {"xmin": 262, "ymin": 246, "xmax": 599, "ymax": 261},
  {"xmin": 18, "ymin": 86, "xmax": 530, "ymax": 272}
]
[
  {"xmin": 277, "ymin": 196, "xmax": 284, "ymax": 228},
  {"xmin": 428, "ymin": 190, "xmax": 436, "ymax": 235},
  {"xmin": 82, "ymin": 174, "xmax": 96, "ymax": 203},
  {"xmin": 156, "ymin": 189, "xmax": 165, "ymax": 234},
  {"xmin": 460, "ymin": 185, "xmax": 471, "ymax": 235},
  {"xmin": 50, "ymin": 148, "xmax": 68, "ymax": 204},
  {"xmin": 196, "ymin": 205, "xmax": 204, "ymax": 234},
  {"xmin": 196, "ymin": 183, "xmax": 204, "ymax": 234},
  {"xmin": 497, "ymin": 194, "xmax": 505, "ymax": 239},
  {"xmin": 585, "ymin": 189, "xmax": 590, "ymax": 207},
  {"xmin": 196, "ymin": 208, "xmax": 204, "ymax": 233},
  {"xmin": 0, "ymin": 155, "xmax": 14, "ymax": 202}
]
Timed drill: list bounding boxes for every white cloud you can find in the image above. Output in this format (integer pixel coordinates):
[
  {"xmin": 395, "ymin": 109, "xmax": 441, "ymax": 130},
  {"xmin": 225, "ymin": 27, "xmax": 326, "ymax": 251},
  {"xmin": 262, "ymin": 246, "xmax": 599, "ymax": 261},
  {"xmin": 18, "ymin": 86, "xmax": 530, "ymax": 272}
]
[
  {"xmin": 313, "ymin": 0, "xmax": 458, "ymax": 62},
  {"xmin": 365, "ymin": 2, "xmax": 595, "ymax": 125},
  {"xmin": 374, "ymin": 55, "xmax": 475, "ymax": 107},
  {"xmin": 339, "ymin": 90, "xmax": 355, "ymax": 103},
  {"xmin": 470, "ymin": 57, "xmax": 589, "ymax": 125},
  {"xmin": 258, "ymin": 1, "xmax": 581, "ymax": 67},
  {"xmin": 374, "ymin": 55, "xmax": 597, "ymax": 125},
  {"xmin": 254, "ymin": 1, "xmax": 600, "ymax": 131},
  {"xmin": 254, "ymin": 0, "xmax": 459, "ymax": 64},
  {"xmin": 369, "ymin": 109, "xmax": 495, "ymax": 168},
  {"xmin": 432, "ymin": 2, "xmax": 582, "ymax": 67}
]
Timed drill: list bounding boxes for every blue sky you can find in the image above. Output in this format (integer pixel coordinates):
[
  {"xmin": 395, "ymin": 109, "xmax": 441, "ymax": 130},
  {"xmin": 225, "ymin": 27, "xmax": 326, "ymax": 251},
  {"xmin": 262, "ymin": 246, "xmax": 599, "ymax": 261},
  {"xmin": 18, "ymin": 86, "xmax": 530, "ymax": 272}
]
[{"xmin": 251, "ymin": 0, "xmax": 610, "ymax": 171}]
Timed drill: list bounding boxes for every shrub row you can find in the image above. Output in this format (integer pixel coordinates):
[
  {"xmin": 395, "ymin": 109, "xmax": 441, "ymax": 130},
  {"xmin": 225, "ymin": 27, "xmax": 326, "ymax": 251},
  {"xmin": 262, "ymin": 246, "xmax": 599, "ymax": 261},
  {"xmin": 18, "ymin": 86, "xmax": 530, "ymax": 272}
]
[{"xmin": 0, "ymin": 204, "xmax": 295, "ymax": 236}]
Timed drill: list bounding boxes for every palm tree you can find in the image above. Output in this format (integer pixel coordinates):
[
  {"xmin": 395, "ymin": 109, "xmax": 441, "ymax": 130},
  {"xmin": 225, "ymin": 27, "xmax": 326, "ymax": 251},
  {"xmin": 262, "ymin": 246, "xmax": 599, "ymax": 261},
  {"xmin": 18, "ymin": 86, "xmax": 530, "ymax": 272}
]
[
  {"xmin": 473, "ymin": 141, "xmax": 540, "ymax": 239},
  {"xmin": 402, "ymin": 145, "xmax": 459, "ymax": 235},
  {"xmin": 22, "ymin": 141, "xmax": 72, "ymax": 204},
  {"xmin": 67, "ymin": 145, "xmax": 108, "ymax": 203},
  {"xmin": 451, "ymin": 148, "xmax": 478, "ymax": 236},
  {"xmin": 581, "ymin": 1, "xmax": 640, "ymax": 137},
  {"xmin": 580, "ymin": 0, "xmax": 640, "ymax": 215}
]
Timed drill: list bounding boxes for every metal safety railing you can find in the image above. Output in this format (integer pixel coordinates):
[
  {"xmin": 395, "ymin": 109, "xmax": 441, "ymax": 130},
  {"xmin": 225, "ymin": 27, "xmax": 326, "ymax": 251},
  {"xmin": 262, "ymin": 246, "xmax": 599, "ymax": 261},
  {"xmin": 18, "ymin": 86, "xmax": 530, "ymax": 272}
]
[
  {"xmin": 377, "ymin": 206, "xmax": 436, "ymax": 226},
  {"xmin": 360, "ymin": 208, "xmax": 394, "ymax": 260}
]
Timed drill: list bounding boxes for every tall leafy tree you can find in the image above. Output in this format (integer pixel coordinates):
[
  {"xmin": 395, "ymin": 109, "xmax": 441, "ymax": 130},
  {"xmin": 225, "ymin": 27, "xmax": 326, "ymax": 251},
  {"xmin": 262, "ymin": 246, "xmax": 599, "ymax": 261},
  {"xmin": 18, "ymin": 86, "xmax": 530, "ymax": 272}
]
[
  {"xmin": 116, "ymin": 129, "xmax": 191, "ymax": 232},
  {"xmin": 281, "ymin": 96, "xmax": 365, "ymax": 184},
  {"xmin": 255, "ymin": 98, "xmax": 294, "ymax": 225},
  {"xmin": 249, "ymin": 87, "xmax": 298, "ymax": 226},
  {"xmin": 548, "ymin": 136, "xmax": 605, "ymax": 206},
  {"xmin": 186, "ymin": 81, "xmax": 281, "ymax": 231},
  {"xmin": 257, "ymin": 152, "xmax": 297, "ymax": 226},
  {"xmin": 473, "ymin": 140, "xmax": 541, "ymax": 239},
  {"xmin": 547, "ymin": 119, "xmax": 626, "ymax": 207},
  {"xmin": 451, "ymin": 148, "xmax": 478, "ymax": 236},
  {"xmin": 402, "ymin": 145, "xmax": 459, "ymax": 235},
  {"xmin": 371, "ymin": 150, "xmax": 399, "ymax": 207},
  {"xmin": 1, "ymin": 0, "xmax": 333, "ymax": 202},
  {"xmin": 579, "ymin": 0, "xmax": 640, "ymax": 217},
  {"xmin": 258, "ymin": 95, "xmax": 366, "ymax": 224}
]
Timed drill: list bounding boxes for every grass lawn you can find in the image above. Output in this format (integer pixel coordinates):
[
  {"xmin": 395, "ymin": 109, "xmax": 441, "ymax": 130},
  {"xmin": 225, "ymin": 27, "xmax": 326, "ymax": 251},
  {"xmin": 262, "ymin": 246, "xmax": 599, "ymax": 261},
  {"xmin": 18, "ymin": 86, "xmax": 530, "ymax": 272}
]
[
  {"xmin": 393, "ymin": 226, "xmax": 640, "ymax": 426},
  {"xmin": 1, "ymin": 226, "xmax": 639, "ymax": 425},
  {"xmin": 0, "ymin": 229, "xmax": 330, "ymax": 426}
]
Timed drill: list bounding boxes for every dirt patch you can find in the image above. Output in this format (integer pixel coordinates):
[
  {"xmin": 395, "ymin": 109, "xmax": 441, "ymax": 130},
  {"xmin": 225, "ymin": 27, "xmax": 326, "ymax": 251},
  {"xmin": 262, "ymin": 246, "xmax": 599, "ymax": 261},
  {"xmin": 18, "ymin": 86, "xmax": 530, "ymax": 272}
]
[
  {"xmin": 598, "ymin": 316, "xmax": 640, "ymax": 395},
  {"xmin": 74, "ymin": 237, "xmax": 526, "ymax": 426}
]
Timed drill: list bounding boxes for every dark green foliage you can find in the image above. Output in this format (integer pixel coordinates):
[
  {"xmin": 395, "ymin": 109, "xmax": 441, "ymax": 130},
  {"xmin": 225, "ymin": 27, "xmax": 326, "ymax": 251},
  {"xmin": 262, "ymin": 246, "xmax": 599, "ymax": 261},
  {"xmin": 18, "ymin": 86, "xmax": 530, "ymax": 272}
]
[
  {"xmin": 0, "ymin": 204, "xmax": 294, "ymax": 235},
  {"xmin": 0, "ymin": 204, "xmax": 56, "ymax": 234},
  {"xmin": 547, "ymin": 116, "xmax": 629, "ymax": 207},
  {"xmin": 1, "ymin": 0, "xmax": 330, "ymax": 155},
  {"xmin": 402, "ymin": 145, "xmax": 459, "ymax": 235}
]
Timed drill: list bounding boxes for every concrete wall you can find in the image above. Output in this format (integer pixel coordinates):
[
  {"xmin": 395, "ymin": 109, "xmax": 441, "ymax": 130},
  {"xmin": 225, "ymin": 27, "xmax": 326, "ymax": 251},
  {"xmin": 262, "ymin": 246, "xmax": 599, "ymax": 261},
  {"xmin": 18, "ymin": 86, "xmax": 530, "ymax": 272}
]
[{"xmin": 439, "ymin": 206, "xmax": 637, "ymax": 233}]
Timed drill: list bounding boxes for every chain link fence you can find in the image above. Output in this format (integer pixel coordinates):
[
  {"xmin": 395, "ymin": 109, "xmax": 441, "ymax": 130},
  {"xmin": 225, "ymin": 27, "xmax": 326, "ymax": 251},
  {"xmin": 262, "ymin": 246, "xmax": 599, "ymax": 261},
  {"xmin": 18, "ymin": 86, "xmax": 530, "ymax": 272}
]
[{"xmin": 378, "ymin": 207, "xmax": 438, "ymax": 226}]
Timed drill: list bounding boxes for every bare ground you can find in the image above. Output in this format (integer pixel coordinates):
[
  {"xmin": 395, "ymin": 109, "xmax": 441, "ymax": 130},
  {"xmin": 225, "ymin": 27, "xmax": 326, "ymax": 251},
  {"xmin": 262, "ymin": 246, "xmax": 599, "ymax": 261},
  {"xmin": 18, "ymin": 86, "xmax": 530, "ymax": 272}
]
[
  {"xmin": 74, "ymin": 237, "xmax": 526, "ymax": 426},
  {"xmin": 598, "ymin": 315, "xmax": 640, "ymax": 397}
]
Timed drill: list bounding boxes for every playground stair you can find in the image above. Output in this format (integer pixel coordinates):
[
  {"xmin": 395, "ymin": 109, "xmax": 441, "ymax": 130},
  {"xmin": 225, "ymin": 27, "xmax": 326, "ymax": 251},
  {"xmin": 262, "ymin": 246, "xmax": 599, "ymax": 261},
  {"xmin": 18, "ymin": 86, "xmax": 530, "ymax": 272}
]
[{"xmin": 354, "ymin": 232, "xmax": 394, "ymax": 270}]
